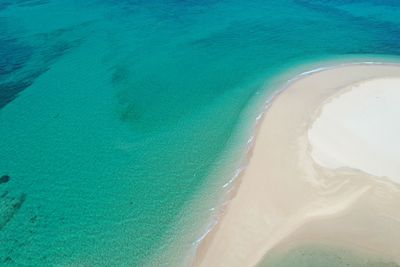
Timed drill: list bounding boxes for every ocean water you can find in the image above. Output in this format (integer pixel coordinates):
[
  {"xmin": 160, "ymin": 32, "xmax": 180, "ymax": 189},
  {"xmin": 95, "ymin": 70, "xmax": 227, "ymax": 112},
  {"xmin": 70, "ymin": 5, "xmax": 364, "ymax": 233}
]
[{"xmin": 1, "ymin": 0, "xmax": 400, "ymax": 266}]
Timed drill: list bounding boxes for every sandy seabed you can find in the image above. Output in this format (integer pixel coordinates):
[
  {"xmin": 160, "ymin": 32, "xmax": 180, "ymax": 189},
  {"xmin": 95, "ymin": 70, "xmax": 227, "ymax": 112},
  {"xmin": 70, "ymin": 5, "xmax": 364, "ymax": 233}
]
[{"xmin": 194, "ymin": 64, "xmax": 400, "ymax": 267}]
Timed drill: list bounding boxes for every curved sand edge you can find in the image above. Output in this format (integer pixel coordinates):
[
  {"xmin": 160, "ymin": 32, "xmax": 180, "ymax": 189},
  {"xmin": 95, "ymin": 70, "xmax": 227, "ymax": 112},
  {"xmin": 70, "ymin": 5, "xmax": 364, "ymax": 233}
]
[{"xmin": 194, "ymin": 64, "xmax": 400, "ymax": 267}]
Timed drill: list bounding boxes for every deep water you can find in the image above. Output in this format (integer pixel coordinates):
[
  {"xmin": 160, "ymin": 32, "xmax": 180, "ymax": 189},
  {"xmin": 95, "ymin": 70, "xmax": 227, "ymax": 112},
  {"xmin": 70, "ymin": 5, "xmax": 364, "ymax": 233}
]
[{"xmin": 1, "ymin": 0, "xmax": 400, "ymax": 266}]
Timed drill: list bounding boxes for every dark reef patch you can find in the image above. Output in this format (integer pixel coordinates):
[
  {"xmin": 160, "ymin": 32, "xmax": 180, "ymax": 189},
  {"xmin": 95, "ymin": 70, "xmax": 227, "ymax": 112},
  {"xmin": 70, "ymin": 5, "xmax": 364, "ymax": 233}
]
[
  {"xmin": 29, "ymin": 215, "xmax": 37, "ymax": 224},
  {"xmin": 0, "ymin": 1, "xmax": 12, "ymax": 11},
  {"xmin": 0, "ymin": 70, "xmax": 46, "ymax": 109},
  {"xmin": 0, "ymin": 0, "xmax": 50, "ymax": 11},
  {"xmin": 17, "ymin": 0, "xmax": 50, "ymax": 8},
  {"xmin": 0, "ymin": 193, "xmax": 26, "ymax": 230},
  {"xmin": 3, "ymin": 256, "xmax": 13, "ymax": 264},
  {"xmin": 0, "ymin": 175, "xmax": 10, "ymax": 184},
  {"xmin": 0, "ymin": 18, "xmax": 88, "ymax": 109},
  {"xmin": 111, "ymin": 65, "xmax": 144, "ymax": 124}
]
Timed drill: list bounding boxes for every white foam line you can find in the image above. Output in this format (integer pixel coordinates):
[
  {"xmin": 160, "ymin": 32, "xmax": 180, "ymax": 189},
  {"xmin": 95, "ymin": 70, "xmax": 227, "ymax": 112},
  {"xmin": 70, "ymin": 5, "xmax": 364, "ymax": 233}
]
[
  {"xmin": 192, "ymin": 218, "xmax": 218, "ymax": 245},
  {"xmin": 222, "ymin": 166, "xmax": 246, "ymax": 188},
  {"xmin": 247, "ymin": 136, "xmax": 254, "ymax": 145}
]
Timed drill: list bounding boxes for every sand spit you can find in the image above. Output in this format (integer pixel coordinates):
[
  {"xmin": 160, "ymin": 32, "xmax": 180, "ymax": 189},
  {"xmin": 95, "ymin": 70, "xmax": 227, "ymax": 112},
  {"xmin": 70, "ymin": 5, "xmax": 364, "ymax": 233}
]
[{"xmin": 194, "ymin": 64, "xmax": 400, "ymax": 267}]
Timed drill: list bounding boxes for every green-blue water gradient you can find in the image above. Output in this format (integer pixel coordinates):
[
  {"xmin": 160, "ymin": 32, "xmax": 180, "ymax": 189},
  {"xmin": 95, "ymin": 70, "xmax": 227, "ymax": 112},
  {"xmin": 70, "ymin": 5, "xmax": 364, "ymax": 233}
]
[{"xmin": 1, "ymin": 0, "xmax": 400, "ymax": 265}]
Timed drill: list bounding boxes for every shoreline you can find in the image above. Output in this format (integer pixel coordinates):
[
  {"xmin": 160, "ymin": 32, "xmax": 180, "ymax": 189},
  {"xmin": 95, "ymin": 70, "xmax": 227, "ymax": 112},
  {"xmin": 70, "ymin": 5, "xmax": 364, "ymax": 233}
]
[{"xmin": 190, "ymin": 62, "xmax": 400, "ymax": 267}]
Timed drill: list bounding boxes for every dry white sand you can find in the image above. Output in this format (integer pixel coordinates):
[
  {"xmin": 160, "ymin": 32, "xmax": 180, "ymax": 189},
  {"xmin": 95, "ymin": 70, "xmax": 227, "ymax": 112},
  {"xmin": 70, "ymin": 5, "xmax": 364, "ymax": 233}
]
[
  {"xmin": 194, "ymin": 64, "xmax": 400, "ymax": 267},
  {"xmin": 309, "ymin": 78, "xmax": 400, "ymax": 183}
]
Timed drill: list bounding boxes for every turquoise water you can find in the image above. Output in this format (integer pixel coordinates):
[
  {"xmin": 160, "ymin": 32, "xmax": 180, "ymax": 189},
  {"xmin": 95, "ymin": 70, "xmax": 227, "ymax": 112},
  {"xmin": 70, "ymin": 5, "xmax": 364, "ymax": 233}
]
[{"xmin": 1, "ymin": 0, "xmax": 400, "ymax": 266}]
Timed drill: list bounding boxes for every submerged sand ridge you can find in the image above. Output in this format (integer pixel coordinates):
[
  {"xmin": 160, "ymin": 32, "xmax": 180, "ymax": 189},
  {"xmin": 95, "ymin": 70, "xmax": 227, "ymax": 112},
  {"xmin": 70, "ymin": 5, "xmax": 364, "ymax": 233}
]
[{"xmin": 194, "ymin": 64, "xmax": 400, "ymax": 267}]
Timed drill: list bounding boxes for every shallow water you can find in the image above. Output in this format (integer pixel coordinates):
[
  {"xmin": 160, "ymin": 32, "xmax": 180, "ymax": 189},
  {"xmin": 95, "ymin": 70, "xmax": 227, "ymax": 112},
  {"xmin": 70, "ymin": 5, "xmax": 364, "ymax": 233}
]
[
  {"xmin": 257, "ymin": 244, "xmax": 400, "ymax": 267},
  {"xmin": 1, "ymin": 0, "xmax": 400, "ymax": 265}
]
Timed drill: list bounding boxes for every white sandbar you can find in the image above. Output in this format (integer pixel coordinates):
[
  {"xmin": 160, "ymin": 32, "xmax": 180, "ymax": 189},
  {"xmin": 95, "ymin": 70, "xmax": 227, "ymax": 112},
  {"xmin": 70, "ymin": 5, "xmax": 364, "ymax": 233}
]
[
  {"xmin": 309, "ymin": 78, "xmax": 400, "ymax": 182},
  {"xmin": 194, "ymin": 64, "xmax": 400, "ymax": 267}
]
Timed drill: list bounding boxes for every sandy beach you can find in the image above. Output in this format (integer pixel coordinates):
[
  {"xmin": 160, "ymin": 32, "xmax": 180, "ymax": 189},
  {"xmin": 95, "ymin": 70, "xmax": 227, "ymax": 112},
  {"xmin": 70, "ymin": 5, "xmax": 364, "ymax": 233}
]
[{"xmin": 194, "ymin": 64, "xmax": 400, "ymax": 266}]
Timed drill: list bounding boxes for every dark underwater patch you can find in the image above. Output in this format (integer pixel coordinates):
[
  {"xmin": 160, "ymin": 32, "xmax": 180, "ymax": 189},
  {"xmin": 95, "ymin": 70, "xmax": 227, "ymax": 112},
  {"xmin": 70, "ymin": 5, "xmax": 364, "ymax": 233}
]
[
  {"xmin": 0, "ymin": 175, "xmax": 10, "ymax": 184},
  {"xmin": 0, "ymin": 38, "xmax": 33, "ymax": 76},
  {"xmin": 0, "ymin": 193, "xmax": 26, "ymax": 230},
  {"xmin": 294, "ymin": 0, "xmax": 400, "ymax": 54},
  {"xmin": 0, "ymin": 22, "xmax": 86, "ymax": 110},
  {"xmin": 0, "ymin": 1, "xmax": 12, "ymax": 11},
  {"xmin": 0, "ymin": 77, "xmax": 38, "ymax": 109},
  {"xmin": 16, "ymin": 0, "xmax": 50, "ymax": 8},
  {"xmin": 111, "ymin": 65, "xmax": 143, "ymax": 124}
]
